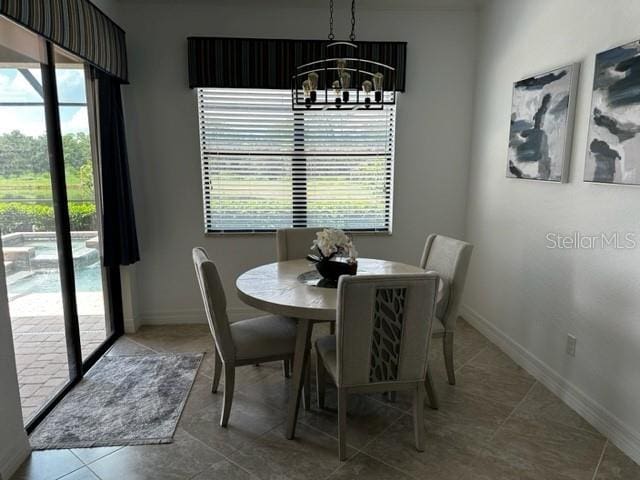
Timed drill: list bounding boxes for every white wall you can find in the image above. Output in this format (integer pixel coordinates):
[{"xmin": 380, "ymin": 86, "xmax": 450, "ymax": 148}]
[
  {"xmin": 0, "ymin": 243, "xmax": 30, "ymax": 479},
  {"xmin": 92, "ymin": 0, "xmax": 121, "ymax": 24},
  {"xmin": 465, "ymin": 0, "xmax": 640, "ymax": 462},
  {"xmin": 118, "ymin": 1, "xmax": 478, "ymax": 324}
]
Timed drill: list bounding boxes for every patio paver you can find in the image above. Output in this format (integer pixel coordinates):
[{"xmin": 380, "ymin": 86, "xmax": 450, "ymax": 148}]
[{"xmin": 10, "ymin": 295, "xmax": 106, "ymax": 424}]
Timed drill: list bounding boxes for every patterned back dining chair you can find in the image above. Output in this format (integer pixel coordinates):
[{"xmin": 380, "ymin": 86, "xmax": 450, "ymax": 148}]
[
  {"xmin": 419, "ymin": 234, "xmax": 473, "ymax": 385},
  {"xmin": 193, "ymin": 247, "xmax": 298, "ymax": 427},
  {"xmin": 314, "ymin": 273, "xmax": 439, "ymax": 460}
]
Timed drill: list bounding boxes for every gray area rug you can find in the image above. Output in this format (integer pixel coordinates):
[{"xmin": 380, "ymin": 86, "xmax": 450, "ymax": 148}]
[{"xmin": 30, "ymin": 354, "xmax": 202, "ymax": 450}]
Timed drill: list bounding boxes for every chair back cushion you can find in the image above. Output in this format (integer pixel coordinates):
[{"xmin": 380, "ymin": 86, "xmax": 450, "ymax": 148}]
[
  {"xmin": 276, "ymin": 227, "xmax": 329, "ymax": 261},
  {"xmin": 335, "ymin": 273, "xmax": 438, "ymax": 387},
  {"xmin": 419, "ymin": 234, "xmax": 473, "ymax": 331},
  {"xmin": 434, "ymin": 276, "xmax": 450, "ymax": 320},
  {"xmin": 192, "ymin": 247, "xmax": 235, "ymax": 362}
]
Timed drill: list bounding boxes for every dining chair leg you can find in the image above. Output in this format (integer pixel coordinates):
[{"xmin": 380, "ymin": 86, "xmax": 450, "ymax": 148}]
[
  {"xmin": 220, "ymin": 364, "xmax": 235, "ymax": 427},
  {"xmin": 337, "ymin": 387, "xmax": 348, "ymax": 461},
  {"xmin": 283, "ymin": 359, "xmax": 291, "ymax": 378},
  {"xmin": 286, "ymin": 318, "xmax": 313, "ymax": 439},
  {"xmin": 425, "ymin": 366, "xmax": 439, "ymax": 409},
  {"xmin": 211, "ymin": 346, "xmax": 222, "ymax": 393},
  {"xmin": 443, "ymin": 332, "xmax": 456, "ymax": 385},
  {"xmin": 329, "ymin": 322, "xmax": 335, "ymax": 335},
  {"xmin": 303, "ymin": 355, "xmax": 311, "ymax": 411},
  {"xmin": 316, "ymin": 353, "xmax": 326, "ymax": 409},
  {"xmin": 413, "ymin": 383, "xmax": 425, "ymax": 452}
]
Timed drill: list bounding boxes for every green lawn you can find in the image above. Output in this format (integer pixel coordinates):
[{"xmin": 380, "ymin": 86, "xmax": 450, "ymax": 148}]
[
  {"xmin": 206, "ymin": 163, "xmax": 388, "ymax": 231},
  {"xmin": 0, "ymin": 170, "xmax": 92, "ymax": 202}
]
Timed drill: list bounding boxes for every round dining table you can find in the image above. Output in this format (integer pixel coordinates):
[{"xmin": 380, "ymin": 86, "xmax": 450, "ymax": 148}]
[{"xmin": 236, "ymin": 257, "xmax": 429, "ymax": 440}]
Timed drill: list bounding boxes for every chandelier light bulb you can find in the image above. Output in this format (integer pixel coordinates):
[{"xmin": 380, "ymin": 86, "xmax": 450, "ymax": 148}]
[
  {"xmin": 302, "ymin": 79, "xmax": 311, "ymax": 97},
  {"xmin": 332, "ymin": 80, "xmax": 342, "ymax": 106},
  {"xmin": 302, "ymin": 79, "xmax": 313, "ymax": 107},
  {"xmin": 307, "ymin": 72, "xmax": 319, "ymax": 91},
  {"xmin": 340, "ymin": 71, "xmax": 351, "ymax": 103},
  {"xmin": 373, "ymin": 72, "xmax": 384, "ymax": 91},
  {"xmin": 373, "ymin": 72, "xmax": 384, "ymax": 103},
  {"xmin": 362, "ymin": 80, "xmax": 373, "ymax": 107},
  {"xmin": 340, "ymin": 71, "xmax": 351, "ymax": 90}
]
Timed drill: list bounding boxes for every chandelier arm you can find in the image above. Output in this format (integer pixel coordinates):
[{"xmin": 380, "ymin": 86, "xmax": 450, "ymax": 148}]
[
  {"xmin": 350, "ymin": 0, "xmax": 356, "ymax": 41},
  {"xmin": 328, "ymin": 0, "xmax": 335, "ymax": 41}
]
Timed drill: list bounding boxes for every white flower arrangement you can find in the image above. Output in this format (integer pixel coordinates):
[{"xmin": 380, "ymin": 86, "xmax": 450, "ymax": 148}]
[{"xmin": 310, "ymin": 228, "xmax": 358, "ymax": 263}]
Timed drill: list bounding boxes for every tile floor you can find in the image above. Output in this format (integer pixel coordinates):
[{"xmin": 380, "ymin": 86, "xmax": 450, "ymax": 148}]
[{"xmin": 12, "ymin": 319, "xmax": 640, "ymax": 480}]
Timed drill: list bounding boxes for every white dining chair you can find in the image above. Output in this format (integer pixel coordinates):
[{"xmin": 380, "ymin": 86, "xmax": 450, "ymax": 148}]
[
  {"xmin": 419, "ymin": 234, "xmax": 474, "ymax": 385},
  {"xmin": 276, "ymin": 226, "xmax": 334, "ymax": 335},
  {"xmin": 276, "ymin": 227, "xmax": 330, "ymax": 263},
  {"xmin": 193, "ymin": 247, "xmax": 298, "ymax": 427},
  {"xmin": 315, "ymin": 272, "xmax": 439, "ymax": 460}
]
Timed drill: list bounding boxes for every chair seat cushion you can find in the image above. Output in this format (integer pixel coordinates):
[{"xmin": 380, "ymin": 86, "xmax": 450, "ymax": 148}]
[
  {"xmin": 230, "ymin": 315, "xmax": 297, "ymax": 361},
  {"xmin": 315, "ymin": 334, "xmax": 338, "ymax": 382}
]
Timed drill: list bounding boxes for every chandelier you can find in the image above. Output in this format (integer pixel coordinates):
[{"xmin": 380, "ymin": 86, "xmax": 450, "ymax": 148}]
[{"xmin": 291, "ymin": 0, "xmax": 396, "ymax": 111}]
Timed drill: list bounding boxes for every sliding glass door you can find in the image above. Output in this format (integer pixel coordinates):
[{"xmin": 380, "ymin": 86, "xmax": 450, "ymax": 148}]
[
  {"xmin": 54, "ymin": 48, "xmax": 110, "ymax": 361},
  {"xmin": 0, "ymin": 17, "xmax": 122, "ymax": 430},
  {"xmin": 0, "ymin": 46, "xmax": 72, "ymax": 424}
]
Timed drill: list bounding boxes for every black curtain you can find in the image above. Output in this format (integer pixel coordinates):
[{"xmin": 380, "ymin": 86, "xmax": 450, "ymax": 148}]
[
  {"xmin": 188, "ymin": 37, "xmax": 407, "ymax": 92},
  {"xmin": 95, "ymin": 69, "xmax": 140, "ymax": 267}
]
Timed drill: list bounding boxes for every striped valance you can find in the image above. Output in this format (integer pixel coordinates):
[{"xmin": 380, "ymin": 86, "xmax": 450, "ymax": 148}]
[
  {"xmin": 0, "ymin": 0, "xmax": 127, "ymax": 82},
  {"xmin": 188, "ymin": 37, "xmax": 407, "ymax": 92}
]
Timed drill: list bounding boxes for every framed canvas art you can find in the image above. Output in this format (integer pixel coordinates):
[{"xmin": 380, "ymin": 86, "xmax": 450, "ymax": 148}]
[
  {"xmin": 507, "ymin": 64, "xmax": 579, "ymax": 182},
  {"xmin": 585, "ymin": 39, "xmax": 640, "ymax": 185}
]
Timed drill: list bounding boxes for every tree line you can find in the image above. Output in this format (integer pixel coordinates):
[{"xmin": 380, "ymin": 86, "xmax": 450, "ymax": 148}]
[{"xmin": 0, "ymin": 130, "xmax": 91, "ymax": 176}]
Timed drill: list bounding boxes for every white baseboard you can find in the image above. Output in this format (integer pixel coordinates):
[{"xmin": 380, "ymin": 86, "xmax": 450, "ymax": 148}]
[
  {"xmin": 0, "ymin": 434, "xmax": 30, "ymax": 480},
  {"xmin": 138, "ymin": 307, "xmax": 260, "ymax": 326},
  {"xmin": 460, "ymin": 304, "xmax": 640, "ymax": 466}
]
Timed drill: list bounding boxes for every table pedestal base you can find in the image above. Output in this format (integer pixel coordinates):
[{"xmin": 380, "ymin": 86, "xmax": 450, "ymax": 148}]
[{"xmin": 286, "ymin": 318, "xmax": 313, "ymax": 439}]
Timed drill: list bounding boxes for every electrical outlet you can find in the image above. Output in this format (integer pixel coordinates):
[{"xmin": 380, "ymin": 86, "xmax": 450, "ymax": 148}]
[{"xmin": 566, "ymin": 334, "xmax": 577, "ymax": 357}]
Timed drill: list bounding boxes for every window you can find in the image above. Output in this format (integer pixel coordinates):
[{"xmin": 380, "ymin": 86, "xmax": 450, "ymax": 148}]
[{"xmin": 197, "ymin": 88, "xmax": 396, "ymax": 233}]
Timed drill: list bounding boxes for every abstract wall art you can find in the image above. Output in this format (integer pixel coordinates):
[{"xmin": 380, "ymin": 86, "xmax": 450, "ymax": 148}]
[
  {"xmin": 507, "ymin": 64, "xmax": 579, "ymax": 182},
  {"xmin": 585, "ymin": 39, "xmax": 640, "ymax": 185}
]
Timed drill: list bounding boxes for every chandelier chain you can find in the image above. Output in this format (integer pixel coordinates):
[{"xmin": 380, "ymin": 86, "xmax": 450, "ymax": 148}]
[
  {"xmin": 328, "ymin": 0, "xmax": 335, "ymax": 41},
  {"xmin": 350, "ymin": 0, "xmax": 356, "ymax": 41}
]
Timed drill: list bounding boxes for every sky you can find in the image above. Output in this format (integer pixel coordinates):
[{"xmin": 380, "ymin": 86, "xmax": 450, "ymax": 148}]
[{"xmin": 0, "ymin": 68, "xmax": 89, "ymax": 136}]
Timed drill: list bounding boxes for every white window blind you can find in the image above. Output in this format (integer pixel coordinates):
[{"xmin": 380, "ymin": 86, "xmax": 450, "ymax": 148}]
[{"xmin": 197, "ymin": 88, "xmax": 396, "ymax": 233}]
